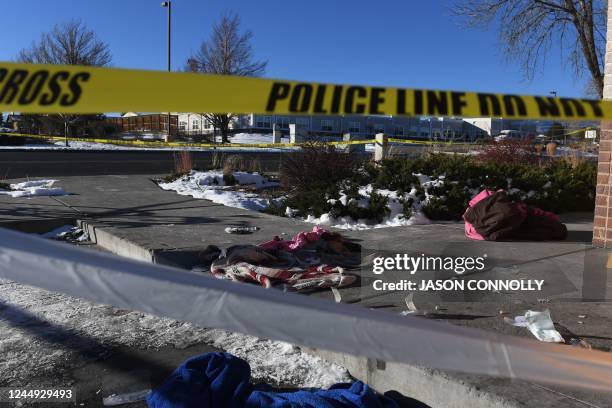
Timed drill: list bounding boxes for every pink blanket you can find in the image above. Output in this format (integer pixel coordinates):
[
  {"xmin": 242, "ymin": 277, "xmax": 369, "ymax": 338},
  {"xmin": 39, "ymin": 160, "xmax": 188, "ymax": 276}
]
[{"xmin": 258, "ymin": 226, "xmax": 329, "ymax": 251}]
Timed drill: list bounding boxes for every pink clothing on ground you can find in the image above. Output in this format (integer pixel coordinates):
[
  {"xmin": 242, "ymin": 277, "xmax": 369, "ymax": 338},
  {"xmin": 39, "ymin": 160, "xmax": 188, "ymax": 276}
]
[
  {"xmin": 463, "ymin": 189, "xmax": 562, "ymax": 241},
  {"xmin": 463, "ymin": 189, "xmax": 494, "ymax": 241},
  {"xmin": 516, "ymin": 203, "xmax": 560, "ymax": 222},
  {"xmin": 258, "ymin": 226, "xmax": 329, "ymax": 251}
]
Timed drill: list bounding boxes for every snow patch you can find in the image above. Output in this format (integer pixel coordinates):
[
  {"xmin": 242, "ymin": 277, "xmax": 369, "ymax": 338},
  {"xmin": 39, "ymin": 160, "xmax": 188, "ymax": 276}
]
[
  {"xmin": 0, "ymin": 279, "xmax": 350, "ymax": 388},
  {"xmin": 158, "ymin": 170, "xmax": 279, "ymax": 211},
  {"xmin": 0, "ymin": 179, "xmax": 68, "ymax": 198}
]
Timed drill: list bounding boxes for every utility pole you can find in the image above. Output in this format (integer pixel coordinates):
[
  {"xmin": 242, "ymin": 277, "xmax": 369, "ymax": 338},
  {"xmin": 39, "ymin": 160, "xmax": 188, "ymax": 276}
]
[{"xmin": 162, "ymin": 1, "xmax": 172, "ymax": 140}]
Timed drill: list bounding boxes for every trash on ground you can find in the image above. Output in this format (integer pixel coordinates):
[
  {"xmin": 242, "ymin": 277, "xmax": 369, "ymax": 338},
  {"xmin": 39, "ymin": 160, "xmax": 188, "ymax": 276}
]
[
  {"xmin": 400, "ymin": 294, "xmax": 420, "ymax": 316},
  {"xmin": 225, "ymin": 225, "xmax": 260, "ymax": 234},
  {"xmin": 0, "ymin": 179, "xmax": 68, "ymax": 197},
  {"xmin": 207, "ymin": 227, "xmax": 360, "ymax": 293},
  {"xmin": 146, "ymin": 352, "xmax": 397, "ymax": 408},
  {"xmin": 102, "ymin": 389, "xmax": 151, "ymax": 406},
  {"xmin": 41, "ymin": 225, "xmax": 89, "ymax": 243},
  {"xmin": 504, "ymin": 309, "xmax": 564, "ymax": 343},
  {"xmin": 463, "ymin": 189, "xmax": 567, "ymax": 241},
  {"xmin": 331, "ymin": 287, "xmax": 342, "ymax": 303}
]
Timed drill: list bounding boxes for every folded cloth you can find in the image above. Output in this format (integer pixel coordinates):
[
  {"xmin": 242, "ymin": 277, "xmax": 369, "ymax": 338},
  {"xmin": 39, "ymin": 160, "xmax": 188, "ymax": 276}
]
[
  {"xmin": 212, "ymin": 257, "xmax": 354, "ymax": 292},
  {"xmin": 259, "ymin": 226, "xmax": 361, "ymax": 255},
  {"xmin": 210, "ymin": 244, "xmax": 357, "ymax": 292},
  {"xmin": 258, "ymin": 226, "xmax": 329, "ymax": 251},
  {"xmin": 147, "ymin": 352, "xmax": 398, "ymax": 408}
]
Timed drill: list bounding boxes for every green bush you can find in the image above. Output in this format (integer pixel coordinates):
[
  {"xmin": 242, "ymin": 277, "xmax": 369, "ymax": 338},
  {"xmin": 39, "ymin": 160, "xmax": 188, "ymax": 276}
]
[{"xmin": 271, "ymin": 152, "xmax": 596, "ymax": 223}]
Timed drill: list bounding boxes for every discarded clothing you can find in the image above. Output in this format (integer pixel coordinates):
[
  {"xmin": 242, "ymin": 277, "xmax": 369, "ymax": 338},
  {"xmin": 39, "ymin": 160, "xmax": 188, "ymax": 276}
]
[
  {"xmin": 259, "ymin": 226, "xmax": 328, "ymax": 251},
  {"xmin": 259, "ymin": 226, "xmax": 361, "ymax": 255},
  {"xmin": 147, "ymin": 352, "xmax": 398, "ymax": 408},
  {"xmin": 504, "ymin": 309, "xmax": 564, "ymax": 343},
  {"xmin": 210, "ymin": 245, "xmax": 357, "ymax": 292},
  {"xmin": 463, "ymin": 190, "xmax": 567, "ymax": 241},
  {"xmin": 463, "ymin": 190, "xmax": 492, "ymax": 240}
]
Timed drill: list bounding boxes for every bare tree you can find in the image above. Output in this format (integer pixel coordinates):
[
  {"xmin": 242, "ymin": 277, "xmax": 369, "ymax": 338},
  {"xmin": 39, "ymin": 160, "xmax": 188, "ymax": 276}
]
[
  {"xmin": 187, "ymin": 12, "xmax": 267, "ymax": 143},
  {"xmin": 17, "ymin": 20, "xmax": 112, "ymax": 144},
  {"xmin": 453, "ymin": 0, "xmax": 606, "ymax": 98}
]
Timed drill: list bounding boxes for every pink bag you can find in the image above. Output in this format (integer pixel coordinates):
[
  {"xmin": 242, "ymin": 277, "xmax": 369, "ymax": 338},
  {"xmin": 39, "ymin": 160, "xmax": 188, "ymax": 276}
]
[
  {"xmin": 463, "ymin": 189, "xmax": 562, "ymax": 241},
  {"xmin": 463, "ymin": 190, "xmax": 494, "ymax": 241}
]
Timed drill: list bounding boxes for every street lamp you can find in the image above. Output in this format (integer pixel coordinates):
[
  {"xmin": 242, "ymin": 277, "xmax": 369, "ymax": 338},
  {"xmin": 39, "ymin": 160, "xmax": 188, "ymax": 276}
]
[
  {"xmin": 161, "ymin": 1, "xmax": 171, "ymax": 72},
  {"xmin": 161, "ymin": 2, "xmax": 172, "ymax": 141}
]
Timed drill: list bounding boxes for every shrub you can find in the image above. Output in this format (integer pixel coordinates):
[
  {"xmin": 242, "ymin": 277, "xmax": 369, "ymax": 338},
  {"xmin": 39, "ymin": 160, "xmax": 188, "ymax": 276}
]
[
  {"xmin": 223, "ymin": 155, "xmax": 263, "ymax": 173},
  {"xmin": 280, "ymin": 142, "xmax": 363, "ymax": 193},
  {"xmin": 173, "ymin": 151, "xmax": 193, "ymax": 175},
  {"xmin": 369, "ymin": 153, "xmax": 596, "ymax": 218},
  {"xmin": 421, "ymin": 183, "xmax": 471, "ymax": 221},
  {"xmin": 478, "ymin": 139, "xmax": 538, "ymax": 164},
  {"xmin": 272, "ymin": 151, "xmax": 597, "ymax": 223}
]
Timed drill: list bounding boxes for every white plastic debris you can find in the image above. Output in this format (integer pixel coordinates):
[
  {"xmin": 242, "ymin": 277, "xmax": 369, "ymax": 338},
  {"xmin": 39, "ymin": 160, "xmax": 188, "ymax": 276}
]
[
  {"xmin": 504, "ymin": 309, "xmax": 564, "ymax": 343},
  {"xmin": 400, "ymin": 293, "xmax": 420, "ymax": 315},
  {"xmin": 224, "ymin": 226, "xmax": 259, "ymax": 234},
  {"xmin": 103, "ymin": 389, "xmax": 150, "ymax": 406},
  {"xmin": 331, "ymin": 287, "xmax": 342, "ymax": 303}
]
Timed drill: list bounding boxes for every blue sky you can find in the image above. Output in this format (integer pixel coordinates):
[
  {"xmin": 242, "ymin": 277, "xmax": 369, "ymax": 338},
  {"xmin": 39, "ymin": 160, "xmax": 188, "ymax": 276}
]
[{"xmin": 0, "ymin": 0, "xmax": 589, "ymax": 97}]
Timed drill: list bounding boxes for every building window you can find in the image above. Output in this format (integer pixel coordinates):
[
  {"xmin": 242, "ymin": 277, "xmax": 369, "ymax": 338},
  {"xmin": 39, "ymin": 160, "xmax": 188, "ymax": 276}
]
[
  {"xmin": 394, "ymin": 127, "xmax": 404, "ymax": 136},
  {"xmin": 256, "ymin": 116, "xmax": 272, "ymax": 128},
  {"xmin": 192, "ymin": 120, "xmax": 199, "ymax": 130},
  {"xmin": 374, "ymin": 124, "xmax": 385, "ymax": 134},
  {"xmin": 347, "ymin": 121, "xmax": 360, "ymax": 133},
  {"xmin": 179, "ymin": 121, "xmax": 187, "ymax": 131},
  {"xmin": 277, "ymin": 117, "xmax": 290, "ymax": 129},
  {"xmin": 321, "ymin": 119, "xmax": 334, "ymax": 132},
  {"xmin": 296, "ymin": 118, "xmax": 310, "ymax": 127}
]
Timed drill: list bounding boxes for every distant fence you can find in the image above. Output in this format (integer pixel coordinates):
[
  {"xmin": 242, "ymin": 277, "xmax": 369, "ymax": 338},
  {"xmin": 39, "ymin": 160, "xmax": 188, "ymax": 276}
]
[{"xmin": 1, "ymin": 132, "xmax": 478, "ymax": 151}]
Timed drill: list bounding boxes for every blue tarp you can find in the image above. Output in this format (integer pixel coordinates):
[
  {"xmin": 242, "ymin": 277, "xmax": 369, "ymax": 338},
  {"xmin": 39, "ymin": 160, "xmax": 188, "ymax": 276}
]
[{"xmin": 147, "ymin": 352, "xmax": 398, "ymax": 408}]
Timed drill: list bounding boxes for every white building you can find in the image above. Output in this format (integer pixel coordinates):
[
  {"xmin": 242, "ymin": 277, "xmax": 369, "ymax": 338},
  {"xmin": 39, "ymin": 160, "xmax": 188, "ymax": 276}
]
[
  {"xmin": 171, "ymin": 112, "xmax": 535, "ymax": 141},
  {"xmin": 463, "ymin": 118, "xmax": 537, "ymax": 138}
]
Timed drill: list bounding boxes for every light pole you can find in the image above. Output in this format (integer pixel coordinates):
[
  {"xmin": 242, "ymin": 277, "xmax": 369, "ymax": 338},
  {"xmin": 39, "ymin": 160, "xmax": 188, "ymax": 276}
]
[{"xmin": 161, "ymin": 1, "xmax": 172, "ymax": 140}]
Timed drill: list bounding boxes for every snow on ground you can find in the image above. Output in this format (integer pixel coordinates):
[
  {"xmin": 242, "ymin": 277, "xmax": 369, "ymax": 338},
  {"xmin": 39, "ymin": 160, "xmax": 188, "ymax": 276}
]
[
  {"xmin": 160, "ymin": 170, "xmax": 446, "ymax": 230},
  {"xmin": 302, "ymin": 185, "xmax": 432, "ymax": 230},
  {"xmin": 0, "ymin": 278, "xmax": 350, "ymax": 388},
  {"xmin": 158, "ymin": 170, "xmax": 280, "ymax": 211},
  {"xmin": 0, "ymin": 179, "xmax": 68, "ymax": 198}
]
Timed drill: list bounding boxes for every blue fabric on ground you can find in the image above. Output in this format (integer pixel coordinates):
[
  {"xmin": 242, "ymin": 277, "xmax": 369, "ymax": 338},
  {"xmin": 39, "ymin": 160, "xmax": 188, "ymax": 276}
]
[{"xmin": 147, "ymin": 352, "xmax": 397, "ymax": 408}]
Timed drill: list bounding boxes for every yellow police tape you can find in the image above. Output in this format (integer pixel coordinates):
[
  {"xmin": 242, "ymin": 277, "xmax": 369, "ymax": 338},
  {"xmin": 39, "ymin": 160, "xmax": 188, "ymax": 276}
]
[
  {"xmin": 0, "ymin": 61, "xmax": 609, "ymax": 121},
  {"xmin": 2, "ymin": 132, "xmax": 474, "ymax": 149}
]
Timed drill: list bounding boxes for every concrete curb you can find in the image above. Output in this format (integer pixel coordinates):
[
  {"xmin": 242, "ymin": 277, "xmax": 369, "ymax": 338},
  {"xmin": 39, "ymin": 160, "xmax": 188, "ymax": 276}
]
[{"xmin": 303, "ymin": 348, "xmax": 519, "ymax": 408}]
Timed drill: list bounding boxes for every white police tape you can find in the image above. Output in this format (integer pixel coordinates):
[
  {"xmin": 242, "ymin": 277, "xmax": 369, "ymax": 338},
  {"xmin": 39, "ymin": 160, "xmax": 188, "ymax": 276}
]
[{"xmin": 1, "ymin": 228, "xmax": 611, "ymax": 391}]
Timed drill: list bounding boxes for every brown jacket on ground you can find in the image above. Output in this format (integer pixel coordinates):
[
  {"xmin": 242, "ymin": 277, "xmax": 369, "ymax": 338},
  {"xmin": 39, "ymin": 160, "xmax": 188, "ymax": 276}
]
[{"xmin": 464, "ymin": 191, "xmax": 567, "ymax": 241}]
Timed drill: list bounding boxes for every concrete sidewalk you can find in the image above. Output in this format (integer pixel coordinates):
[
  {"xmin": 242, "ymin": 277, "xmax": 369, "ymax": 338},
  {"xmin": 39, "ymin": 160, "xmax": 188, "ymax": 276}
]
[{"xmin": 2, "ymin": 175, "xmax": 611, "ymax": 408}]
